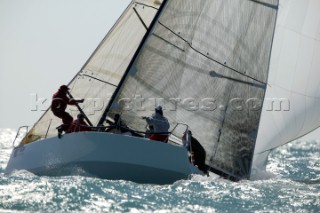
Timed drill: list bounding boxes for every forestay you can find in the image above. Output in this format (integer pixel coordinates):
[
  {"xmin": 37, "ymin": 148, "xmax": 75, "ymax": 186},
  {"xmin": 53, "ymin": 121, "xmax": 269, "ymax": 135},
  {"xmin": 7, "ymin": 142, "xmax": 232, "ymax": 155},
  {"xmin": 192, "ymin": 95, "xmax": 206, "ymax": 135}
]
[{"xmin": 108, "ymin": 0, "xmax": 279, "ymax": 179}]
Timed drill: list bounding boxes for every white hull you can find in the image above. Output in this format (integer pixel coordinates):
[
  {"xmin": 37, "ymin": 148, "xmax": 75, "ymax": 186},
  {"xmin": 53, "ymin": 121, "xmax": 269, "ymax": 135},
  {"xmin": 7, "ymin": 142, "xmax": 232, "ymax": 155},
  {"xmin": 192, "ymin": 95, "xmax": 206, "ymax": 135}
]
[{"xmin": 5, "ymin": 132, "xmax": 202, "ymax": 184}]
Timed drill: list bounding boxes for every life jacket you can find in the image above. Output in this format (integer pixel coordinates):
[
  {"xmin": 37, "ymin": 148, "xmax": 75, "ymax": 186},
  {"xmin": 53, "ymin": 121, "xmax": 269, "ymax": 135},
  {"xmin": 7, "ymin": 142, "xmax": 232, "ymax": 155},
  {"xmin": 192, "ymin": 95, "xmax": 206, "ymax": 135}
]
[{"xmin": 51, "ymin": 90, "xmax": 77, "ymax": 112}]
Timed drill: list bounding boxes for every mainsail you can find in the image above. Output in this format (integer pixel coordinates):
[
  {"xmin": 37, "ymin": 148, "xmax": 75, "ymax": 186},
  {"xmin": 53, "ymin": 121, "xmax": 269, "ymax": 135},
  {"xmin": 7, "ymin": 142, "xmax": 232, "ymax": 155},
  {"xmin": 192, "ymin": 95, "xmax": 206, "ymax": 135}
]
[
  {"xmin": 23, "ymin": 0, "xmax": 162, "ymax": 143},
  {"xmin": 106, "ymin": 0, "xmax": 279, "ymax": 179}
]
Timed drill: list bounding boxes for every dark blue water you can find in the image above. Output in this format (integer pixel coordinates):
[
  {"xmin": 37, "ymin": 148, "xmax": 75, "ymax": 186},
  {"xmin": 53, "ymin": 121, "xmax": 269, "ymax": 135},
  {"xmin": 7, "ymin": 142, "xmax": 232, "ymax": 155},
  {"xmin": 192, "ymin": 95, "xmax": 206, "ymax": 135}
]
[{"xmin": 0, "ymin": 128, "xmax": 319, "ymax": 212}]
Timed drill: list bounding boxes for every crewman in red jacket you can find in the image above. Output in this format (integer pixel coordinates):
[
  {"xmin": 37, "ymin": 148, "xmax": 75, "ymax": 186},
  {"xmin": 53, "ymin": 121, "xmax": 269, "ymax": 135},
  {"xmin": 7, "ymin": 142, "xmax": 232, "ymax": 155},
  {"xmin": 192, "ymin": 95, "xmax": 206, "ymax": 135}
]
[{"xmin": 51, "ymin": 85, "xmax": 84, "ymax": 134}]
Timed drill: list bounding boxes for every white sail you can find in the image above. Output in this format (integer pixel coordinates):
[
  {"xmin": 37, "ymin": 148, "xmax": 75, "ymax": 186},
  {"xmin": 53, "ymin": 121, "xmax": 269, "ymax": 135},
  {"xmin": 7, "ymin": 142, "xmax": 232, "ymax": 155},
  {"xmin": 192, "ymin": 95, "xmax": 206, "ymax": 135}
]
[
  {"xmin": 252, "ymin": 0, "xmax": 320, "ymax": 178},
  {"xmin": 22, "ymin": 0, "xmax": 162, "ymax": 143}
]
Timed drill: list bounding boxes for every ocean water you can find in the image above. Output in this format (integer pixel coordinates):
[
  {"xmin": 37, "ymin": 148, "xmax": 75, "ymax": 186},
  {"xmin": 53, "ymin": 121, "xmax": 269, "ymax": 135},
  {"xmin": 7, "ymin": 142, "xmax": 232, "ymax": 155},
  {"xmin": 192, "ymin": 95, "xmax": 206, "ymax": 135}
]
[{"xmin": 0, "ymin": 128, "xmax": 319, "ymax": 212}]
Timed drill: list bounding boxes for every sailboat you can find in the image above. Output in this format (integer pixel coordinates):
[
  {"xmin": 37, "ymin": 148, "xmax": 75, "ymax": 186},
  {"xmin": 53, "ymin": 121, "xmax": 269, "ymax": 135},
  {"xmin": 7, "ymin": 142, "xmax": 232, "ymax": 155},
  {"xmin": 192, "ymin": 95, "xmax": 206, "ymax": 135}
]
[{"xmin": 5, "ymin": 0, "xmax": 320, "ymax": 184}]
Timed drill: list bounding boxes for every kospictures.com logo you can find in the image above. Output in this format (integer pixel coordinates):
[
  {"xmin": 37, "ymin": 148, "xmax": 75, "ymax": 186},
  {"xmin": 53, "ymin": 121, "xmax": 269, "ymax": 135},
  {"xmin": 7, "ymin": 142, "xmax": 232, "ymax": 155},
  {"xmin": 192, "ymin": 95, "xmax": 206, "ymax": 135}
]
[{"xmin": 30, "ymin": 93, "xmax": 290, "ymax": 115}]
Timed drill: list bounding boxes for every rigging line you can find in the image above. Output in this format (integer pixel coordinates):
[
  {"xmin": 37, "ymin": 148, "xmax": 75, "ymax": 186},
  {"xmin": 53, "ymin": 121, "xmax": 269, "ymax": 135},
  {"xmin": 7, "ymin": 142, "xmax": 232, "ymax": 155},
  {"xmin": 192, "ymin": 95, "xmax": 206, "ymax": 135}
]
[
  {"xmin": 134, "ymin": 2, "xmax": 159, "ymax": 10},
  {"xmin": 80, "ymin": 74, "xmax": 117, "ymax": 87},
  {"xmin": 158, "ymin": 21, "xmax": 267, "ymax": 86},
  {"xmin": 133, "ymin": 7, "xmax": 148, "ymax": 30}
]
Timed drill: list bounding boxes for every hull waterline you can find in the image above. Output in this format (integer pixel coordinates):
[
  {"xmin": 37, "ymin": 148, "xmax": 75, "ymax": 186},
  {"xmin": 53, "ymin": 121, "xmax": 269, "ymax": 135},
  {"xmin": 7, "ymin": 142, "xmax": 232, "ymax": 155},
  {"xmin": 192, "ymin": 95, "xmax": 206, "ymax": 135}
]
[{"xmin": 5, "ymin": 132, "xmax": 202, "ymax": 184}]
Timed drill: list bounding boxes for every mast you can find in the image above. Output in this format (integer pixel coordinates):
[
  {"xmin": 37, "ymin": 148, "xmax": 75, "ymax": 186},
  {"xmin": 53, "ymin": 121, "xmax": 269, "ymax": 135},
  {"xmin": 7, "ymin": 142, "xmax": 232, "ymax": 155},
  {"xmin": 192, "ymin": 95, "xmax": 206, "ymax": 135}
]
[{"xmin": 97, "ymin": 0, "xmax": 169, "ymax": 126}]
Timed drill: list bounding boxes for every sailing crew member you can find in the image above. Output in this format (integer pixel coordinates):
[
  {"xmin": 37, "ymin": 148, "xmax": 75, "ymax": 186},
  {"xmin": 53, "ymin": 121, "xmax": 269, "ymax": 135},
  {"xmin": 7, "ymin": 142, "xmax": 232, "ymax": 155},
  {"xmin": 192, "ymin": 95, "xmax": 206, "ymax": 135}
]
[
  {"xmin": 106, "ymin": 114, "xmax": 132, "ymax": 135},
  {"xmin": 182, "ymin": 130, "xmax": 208, "ymax": 174},
  {"xmin": 51, "ymin": 85, "xmax": 84, "ymax": 134},
  {"xmin": 69, "ymin": 113, "xmax": 92, "ymax": 133},
  {"xmin": 142, "ymin": 105, "xmax": 170, "ymax": 142}
]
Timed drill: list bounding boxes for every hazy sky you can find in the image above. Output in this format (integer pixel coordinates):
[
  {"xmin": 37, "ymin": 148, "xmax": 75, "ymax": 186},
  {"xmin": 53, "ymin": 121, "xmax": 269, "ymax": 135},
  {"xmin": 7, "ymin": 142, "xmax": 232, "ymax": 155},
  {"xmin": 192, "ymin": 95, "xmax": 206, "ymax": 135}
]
[{"xmin": 0, "ymin": 0, "xmax": 131, "ymax": 129}]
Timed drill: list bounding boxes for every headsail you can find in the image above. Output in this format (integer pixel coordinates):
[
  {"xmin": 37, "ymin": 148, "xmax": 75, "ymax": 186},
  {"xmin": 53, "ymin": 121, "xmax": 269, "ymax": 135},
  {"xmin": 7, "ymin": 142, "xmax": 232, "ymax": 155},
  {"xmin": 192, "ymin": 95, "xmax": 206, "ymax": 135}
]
[
  {"xmin": 107, "ymin": 0, "xmax": 279, "ymax": 179},
  {"xmin": 252, "ymin": 0, "xmax": 320, "ymax": 179},
  {"xmin": 22, "ymin": 0, "xmax": 163, "ymax": 143}
]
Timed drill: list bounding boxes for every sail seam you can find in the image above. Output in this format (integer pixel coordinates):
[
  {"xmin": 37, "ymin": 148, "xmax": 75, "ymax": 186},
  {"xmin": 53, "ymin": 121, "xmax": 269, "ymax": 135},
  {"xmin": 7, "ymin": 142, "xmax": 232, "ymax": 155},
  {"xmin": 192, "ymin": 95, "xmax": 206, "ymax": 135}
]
[
  {"xmin": 158, "ymin": 21, "xmax": 267, "ymax": 85},
  {"xmin": 270, "ymin": 83, "xmax": 320, "ymax": 99}
]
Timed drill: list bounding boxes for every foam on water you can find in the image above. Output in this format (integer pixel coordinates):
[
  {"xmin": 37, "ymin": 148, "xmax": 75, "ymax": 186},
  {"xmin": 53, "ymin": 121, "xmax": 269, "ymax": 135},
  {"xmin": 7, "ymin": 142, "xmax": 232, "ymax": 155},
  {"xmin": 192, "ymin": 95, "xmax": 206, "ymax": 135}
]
[
  {"xmin": 0, "ymin": 129, "xmax": 319, "ymax": 212},
  {"xmin": 0, "ymin": 129, "xmax": 17, "ymax": 171}
]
